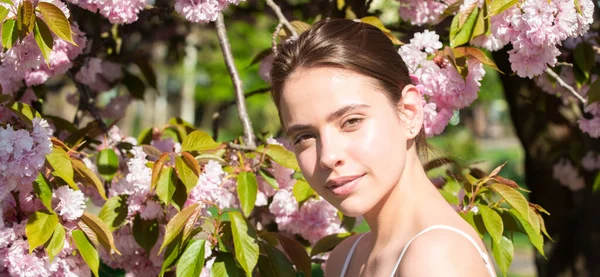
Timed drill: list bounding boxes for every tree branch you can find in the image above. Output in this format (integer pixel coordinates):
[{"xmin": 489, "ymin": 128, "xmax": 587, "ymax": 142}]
[
  {"xmin": 266, "ymin": 0, "xmax": 298, "ymax": 38},
  {"xmin": 545, "ymin": 68, "xmax": 588, "ymax": 105},
  {"xmin": 215, "ymin": 13, "xmax": 256, "ymax": 148}
]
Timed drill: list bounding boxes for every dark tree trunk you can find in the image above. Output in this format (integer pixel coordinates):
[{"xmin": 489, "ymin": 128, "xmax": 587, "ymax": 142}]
[{"xmin": 493, "ymin": 49, "xmax": 600, "ymax": 277}]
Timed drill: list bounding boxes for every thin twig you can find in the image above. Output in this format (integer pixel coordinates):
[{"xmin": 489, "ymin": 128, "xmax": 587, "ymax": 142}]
[
  {"xmin": 272, "ymin": 22, "xmax": 284, "ymax": 55},
  {"xmin": 227, "ymin": 142, "xmax": 257, "ymax": 151},
  {"xmin": 266, "ymin": 0, "xmax": 298, "ymax": 39},
  {"xmin": 545, "ymin": 68, "xmax": 588, "ymax": 105},
  {"xmin": 555, "ymin": 62, "xmax": 573, "ymax": 67},
  {"xmin": 215, "ymin": 13, "xmax": 256, "ymax": 148}
]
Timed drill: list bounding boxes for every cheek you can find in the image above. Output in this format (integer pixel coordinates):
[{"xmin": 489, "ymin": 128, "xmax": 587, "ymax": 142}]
[{"xmin": 296, "ymin": 150, "xmax": 319, "ymax": 181}]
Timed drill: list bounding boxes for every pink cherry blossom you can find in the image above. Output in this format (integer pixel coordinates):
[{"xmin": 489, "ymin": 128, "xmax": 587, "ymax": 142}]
[
  {"xmin": 174, "ymin": 0, "xmax": 243, "ymax": 23},
  {"xmin": 53, "ymin": 186, "xmax": 86, "ymax": 221},
  {"xmin": 553, "ymin": 159, "xmax": 585, "ymax": 191}
]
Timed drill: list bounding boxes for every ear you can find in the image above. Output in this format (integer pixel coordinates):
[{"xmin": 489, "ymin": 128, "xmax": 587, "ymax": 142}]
[{"xmin": 397, "ymin": 84, "xmax": 423, "ymax": 139}]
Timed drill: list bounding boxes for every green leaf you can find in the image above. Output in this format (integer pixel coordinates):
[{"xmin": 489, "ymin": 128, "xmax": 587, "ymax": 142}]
[
  {"xmin": 359, "ymin": 16, "xmax": 402, "ymax": 45},
  {"xmin": 311, "ymin": 232, "xmax": 352, "ymax": 257},
  {"xmin": 453, "ymin": 47, "xmax": 502, "ymax": 73},
  {"xmin": 38, "ymin": 2, "xmax": 76, "ymax": 45},
  {"xmin": 574, "ymin": 43, "xmax": 595, "ymax": 80},
  {"xmin": 293, "ymin": 179, "xmax": 316, "ymax": 203},
  {"xmin": 33, "ymin": 17, "xmax": 54, "ymax": 65},
  {"xmin": 159, "ymin": 203, "xmax": 201, "ymax": 254},
  {"xmin": 489, "ymin": 183, "xmax": 529, "ymax": 220},
  {"xmin": 438, "ymin": 189, "xmax": 458, "ymax": 205},
  {"xmin": 587, "ymin": 78, "xmax": 600, "ymax": 104},
  {"xmin": 492, "ymin": 236, "xmax": 514, "ymax": 277},
  {"xmin": 161, "ymin": 232, "xmax": 185, "ymax": 276},
  {"xmin": 97, "ymin": 149, "xmax": 119, "ymax": 182},
  {"xmin": 277, "ymin": 234, "xmax": 312, "ymax": 277},
  {"xmin": 176, "ymin": 239, "xmax": 206, "ymax": 277},
  {"xmin": 72, "ymin": 157, "xmax": 107, "ymax": 200},
  {"xmin": 0, "ymin": 0, "xmax": 14, "ymax": 6},
  {"xmin": 133, "ymin": 215, "xmax": 159, "ymax": 254},
  {"xmin": 211, "ymin": 253, "xmax": 244, "ymax": 277},
  {"xmin": 151, "ymin": 153, "xmax": 170, "ymax": 190},
  {"xmin": 1, "ymin": 19, "xmax": 18, "ymax": 50},
  {"xmin": 489, "ymin": 0, "xmax": 519, "ymax": 16},
  {"xmin": 98, "ymin": 195, "xmax": 129, "ymax": 231},
  {"xmin": 510, "ymin": 209, "xmax": 544, "ymax": 256},
  {"xmin": 181, "ymin": 130, "xmax": 222, "ymax": 152},
  {"xmin": 0, "ymin": 6, "xmax": 9, "ymax": 25},
  {"xmin": 46, "ymin": 224, "xmax": 65, "ymax": 262},
  {"xmin": 72, "ymin": 229, "xmax": 99, "ymax": 277},
  {"xmin": 122, "ymin": 70, "xmax": 146, "ymax": 100},
  {"xmin": 10, "ymin": 101, "xmax": 42, "ymax": 124},
  {"xmin": 237, "ymin": 171, "xmax": 257, "ymax": 217},
  {"xmin": 172, "ymin": 179, "xmax": 188, "ymax": 211},
  {"xmin": 133, "ymin": 57, "xmax": 158, "ymax": 89},
  {"xmin": 47, "ymin": 146, "xmax": 78, "ymax": 189},
  {"xmin": 258, "ymin": 242, "xmax": 296, "ymax": 277},
  {"xmin": 33, "ymin": 173, "xmax": 53, "ymax": 211},
  {"xmin": 156, "ymin": 167, "xmax": 177, "ymax": 206},
  {"xmin": 26, "ymin": 211, "xmax": 59, "ymax": 253},
  {"xmin": 479, "ymin": 205, "xmax": 503, "ymax": 244},
  {"xmin": 593, "ymin": 171, "xmax": 600, "ymax": 193},
  {"xmin": 256, "ymin": 144, "xmax": 299, "ymax": 170},
  {"xmin": 230, "ymin": 211, "xmax": 259, "ymax": 276},
  {"xmin": 460, "ymin": 212, "xmax": 487, "ymax": 238},
  {"xmin": 175, "ymin": 154, "xmax": 200, "ymax": 193},
  {"xmin": 258, "ymin": 169, "xmax": 279, "ymax": 190},
  {"xmin": 450, "ymin": 7, "xmax": 479, "ymax": 48},
  {"xmin": 471, "ymin": 3, "xmax": 487, "ymax": 39},
  {"xmin": 137, "ymin": 127, "xmax": 153, "ymax": 144},
  {"xmin": 80, "ymin": 211, "xmax": 121, "ymax": 255},
  {"xmin": 17, "ymin": 0, "xmax": 35, "ymax": 39}
]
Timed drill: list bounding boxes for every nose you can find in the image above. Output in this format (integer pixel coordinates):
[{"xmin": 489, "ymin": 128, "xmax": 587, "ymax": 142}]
[{"xmin": 318, "ymin": 130, "xmax": 344, "ymax": 169}]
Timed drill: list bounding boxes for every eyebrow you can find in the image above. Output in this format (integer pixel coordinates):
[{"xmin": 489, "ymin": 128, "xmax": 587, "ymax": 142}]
[{"xmin": 286, "ymin": 103, "xmax": 370, "ymax": 135}]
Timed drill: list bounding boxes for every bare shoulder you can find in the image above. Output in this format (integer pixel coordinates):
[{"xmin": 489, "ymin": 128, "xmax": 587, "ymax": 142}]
[
  {"xmin": 324, "ymin": 233, "xmax": 366, "ymax": 277},
  {"xmin": 397, "ymin": 227, "xmax": 494, "ymax": 277}
]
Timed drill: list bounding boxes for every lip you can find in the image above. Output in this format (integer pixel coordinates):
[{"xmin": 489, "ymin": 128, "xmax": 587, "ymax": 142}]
[{"xmin": 326, "ymin": 174, "xmax": 365, "ymax": 196}]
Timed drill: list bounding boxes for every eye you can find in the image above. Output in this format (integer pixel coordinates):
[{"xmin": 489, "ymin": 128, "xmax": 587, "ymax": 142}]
[
  {"xmin": 341, "ymin": 117, "xmax": 363, "ymax": 129},
  {"xmin": 293, "ymin": 133, "xmax": 315, "ymax": 145}
]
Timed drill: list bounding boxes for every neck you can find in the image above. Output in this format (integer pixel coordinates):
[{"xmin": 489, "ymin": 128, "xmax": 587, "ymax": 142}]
[{"xmin": 362, "ymin": 150, "xmax": 431, "ymax": 249}]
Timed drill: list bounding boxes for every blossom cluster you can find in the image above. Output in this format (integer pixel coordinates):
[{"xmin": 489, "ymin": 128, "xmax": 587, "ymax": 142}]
[
  {"xmin": 65, "ymin": 0, "xmax": 147, "ymax": 24},
  {"xmin": 582, "ymin": 152, "xmax": 600, "ymax": 171},
  {"xmin": 472, "ymin": 0, "xmax": 594, "ymax": 78},
  {"xmin": 0, "ymin": 27, "xmax": 86, "ymax": 97},
  {"xmin": 398, "ymin": 0, "xmax": 594, "ymax": 79},
  {"xmin": 398, "ymin": 30, "xmax": 485, "ymax": 136},
  {"xmin": 174, "ymin": 0, "xmax": 243, "ymax": 23},
  {"xmin": 0, "ymin": 119, "xmax": 53, "ymax": 225},
  {"xmin": 0, "ymin": 222, "xmax": 91, "ymax": 276},
  {"xmin": 553, "ymin": 159, "xmax": 585, "ymax": 191}
]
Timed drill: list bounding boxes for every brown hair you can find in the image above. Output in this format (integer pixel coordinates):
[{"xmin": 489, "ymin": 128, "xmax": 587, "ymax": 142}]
[{"xmin": 270, "ymin": 18, "xmax": 428, "ymax": 156}]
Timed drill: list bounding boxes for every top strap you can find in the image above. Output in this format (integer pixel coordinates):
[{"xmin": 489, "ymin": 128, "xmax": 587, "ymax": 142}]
[
  {"xmin": 388, "ymin": 225, "xmax": 496, "ymax": 277},
  {"xmin": 339, "ymin": 232, "xmax": 367, "ymax": 277}
]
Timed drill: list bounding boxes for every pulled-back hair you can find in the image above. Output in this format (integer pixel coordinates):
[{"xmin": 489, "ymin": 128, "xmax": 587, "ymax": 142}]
[{"xmin": 270, "ymin": 18, "xmax": 427, "ymax": 156}]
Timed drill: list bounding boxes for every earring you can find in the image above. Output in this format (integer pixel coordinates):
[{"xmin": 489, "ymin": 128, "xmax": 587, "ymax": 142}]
[{"xmin": 410, "ymin": 129, "xmax": 415, "ymax": 134}]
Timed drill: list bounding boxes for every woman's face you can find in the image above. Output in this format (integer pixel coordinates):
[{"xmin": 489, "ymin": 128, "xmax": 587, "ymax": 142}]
[{"xmin": 279, "ymin": 67, "xmax": 418, "ymax": 216}]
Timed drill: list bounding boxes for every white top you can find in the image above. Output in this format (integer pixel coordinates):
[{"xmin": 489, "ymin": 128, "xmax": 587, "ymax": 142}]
[{"xmin": 339, "ymin": 225, "xmax": 497, "ymax": 277}]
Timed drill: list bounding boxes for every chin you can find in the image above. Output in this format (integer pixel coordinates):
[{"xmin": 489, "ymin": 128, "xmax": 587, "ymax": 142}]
[{"xmin": 336, "ymin": 199, "xmax": 370, "ymax": 217}]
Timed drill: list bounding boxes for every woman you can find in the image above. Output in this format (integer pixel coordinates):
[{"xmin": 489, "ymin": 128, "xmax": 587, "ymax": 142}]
[{"xmin": 269, "ymin": 19, "xmax": 497, "ymax": 276}]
